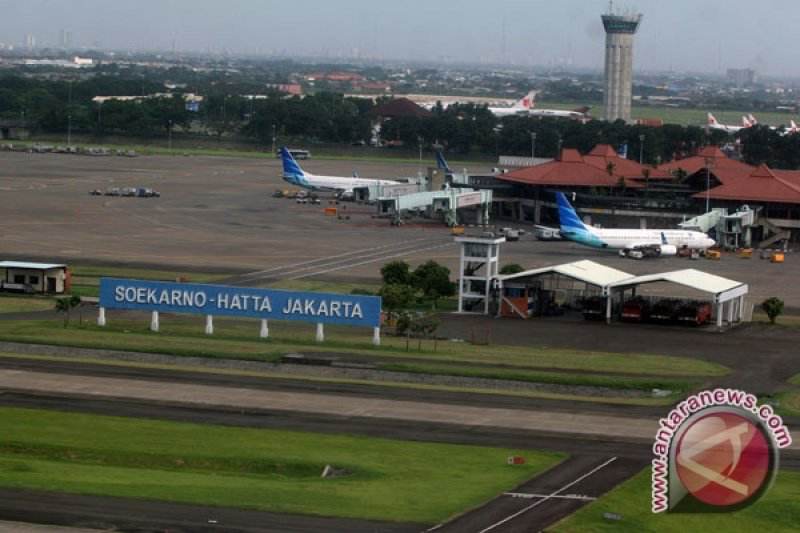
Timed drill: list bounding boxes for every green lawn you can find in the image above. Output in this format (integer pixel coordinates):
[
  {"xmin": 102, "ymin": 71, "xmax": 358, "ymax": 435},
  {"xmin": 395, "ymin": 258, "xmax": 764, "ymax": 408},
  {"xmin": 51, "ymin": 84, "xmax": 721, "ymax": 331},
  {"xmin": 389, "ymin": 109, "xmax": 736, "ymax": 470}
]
[
  {"xmin": 549, "ymin": 468, "xmax": 800, "ymax": 533},
  {"xmin": 68, "ymin": 264, "xmax": 229, "ymax": 298},
  {"xmin": 0, "ymin": 296, "xmax": 54, "ymax": 314},
  {"xmin": 0, "ymin": 407, "xmax": 563, "ymax": 523},
  {"xmin": 0, "ymin": 317, "xmax": 728, "ymax": 378},
  {"xmin": 539, "ymin": 101, "xmax": 798, "ymax": 128},
  {"xmin": 380, "ymin": 361, "xmax": 695, "ymax": 397}
]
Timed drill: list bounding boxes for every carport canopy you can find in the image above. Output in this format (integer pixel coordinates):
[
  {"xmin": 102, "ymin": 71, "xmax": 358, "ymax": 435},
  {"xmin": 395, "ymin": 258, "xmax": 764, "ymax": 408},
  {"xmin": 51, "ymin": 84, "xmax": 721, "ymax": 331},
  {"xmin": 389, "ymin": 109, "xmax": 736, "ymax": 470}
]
[
  {"xmin": 606, "ymin": 269, "xmax": 748, "ymax": 304},
  {"xmin": 606, "ymin": 268, "xmax": 748, "ymax": 327},
  {"xmin": 496, "ymin": 260, "xmax": 633, "ymax": 294}
]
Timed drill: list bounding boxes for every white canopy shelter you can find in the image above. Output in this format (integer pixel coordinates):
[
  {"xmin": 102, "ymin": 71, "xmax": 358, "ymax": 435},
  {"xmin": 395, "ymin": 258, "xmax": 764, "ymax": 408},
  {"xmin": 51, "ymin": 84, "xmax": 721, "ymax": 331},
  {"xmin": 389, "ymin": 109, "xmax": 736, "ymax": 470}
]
[{"xmin": 607, "ymin": 269, "xmax": 748, "ymax": 326}]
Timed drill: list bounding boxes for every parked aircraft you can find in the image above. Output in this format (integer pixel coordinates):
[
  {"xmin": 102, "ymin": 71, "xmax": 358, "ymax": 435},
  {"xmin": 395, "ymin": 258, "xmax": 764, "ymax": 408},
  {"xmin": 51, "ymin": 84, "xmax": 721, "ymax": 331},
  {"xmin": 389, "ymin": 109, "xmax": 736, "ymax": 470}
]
[
  {"xmin": 528, "ymin": 93, "xmax": 590, "ymax": 119},
  {"xmin": 280, "ymin": 147, "xmax": 399, "ymax": 193},
  {"xmin": 488, "ymin": 91, "xmax": 535, "ymax": 117},
  {"xmin": 556, "ymin": 192, "xmax": 715, "ymax": 258},
  {"xmin": 707, "ymin": 113, "xmax": 748, "ymax": 133}
]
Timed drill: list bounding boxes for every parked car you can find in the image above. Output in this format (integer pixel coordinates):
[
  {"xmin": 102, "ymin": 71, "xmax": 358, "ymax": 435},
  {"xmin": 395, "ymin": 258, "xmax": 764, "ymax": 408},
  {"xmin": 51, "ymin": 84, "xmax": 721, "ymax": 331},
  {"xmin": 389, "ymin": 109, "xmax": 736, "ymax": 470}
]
[
  {"xmin": 136, "ymin": 188, "xmax": 160, "ymax": 198},
  {"xmin": 105, "ymin": 187, "xmax": 121, "ymax": 196}
]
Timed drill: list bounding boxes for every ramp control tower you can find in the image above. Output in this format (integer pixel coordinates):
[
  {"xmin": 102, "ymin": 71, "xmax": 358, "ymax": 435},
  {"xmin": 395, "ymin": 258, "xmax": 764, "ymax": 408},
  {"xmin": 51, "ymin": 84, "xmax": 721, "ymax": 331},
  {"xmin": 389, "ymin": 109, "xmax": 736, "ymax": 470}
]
[{"xmin": 601, "ymin": 3, "xmax": 642, "ymax": 123}]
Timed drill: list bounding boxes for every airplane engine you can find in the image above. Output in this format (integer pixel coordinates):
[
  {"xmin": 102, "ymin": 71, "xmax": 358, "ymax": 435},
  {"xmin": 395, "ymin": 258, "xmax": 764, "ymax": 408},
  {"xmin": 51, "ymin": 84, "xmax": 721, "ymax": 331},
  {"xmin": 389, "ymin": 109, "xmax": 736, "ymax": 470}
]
[{"xmin": 658, "ymin": 245, "xmax": 678, "ymax": 256}]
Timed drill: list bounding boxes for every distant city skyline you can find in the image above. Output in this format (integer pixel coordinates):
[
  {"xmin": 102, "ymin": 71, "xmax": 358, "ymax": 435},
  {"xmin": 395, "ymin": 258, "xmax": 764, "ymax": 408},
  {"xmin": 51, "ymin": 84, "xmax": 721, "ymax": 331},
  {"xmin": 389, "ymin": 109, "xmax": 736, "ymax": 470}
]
[{"xmin": 1, "ymin": 0, "xmax": 799, "ymax": 76}]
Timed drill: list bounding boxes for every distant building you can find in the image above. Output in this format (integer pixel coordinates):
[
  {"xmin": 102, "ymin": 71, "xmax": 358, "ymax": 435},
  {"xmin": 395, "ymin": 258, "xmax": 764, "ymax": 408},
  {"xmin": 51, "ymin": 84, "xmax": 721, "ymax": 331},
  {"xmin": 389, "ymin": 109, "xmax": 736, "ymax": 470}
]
[
  {"xmin": 727, "ymin": 68, "xmax": 757, "ymax": 88},
  {"xmin": 601, "ymin": 7, "xmax": 642, "ymax": 122}
]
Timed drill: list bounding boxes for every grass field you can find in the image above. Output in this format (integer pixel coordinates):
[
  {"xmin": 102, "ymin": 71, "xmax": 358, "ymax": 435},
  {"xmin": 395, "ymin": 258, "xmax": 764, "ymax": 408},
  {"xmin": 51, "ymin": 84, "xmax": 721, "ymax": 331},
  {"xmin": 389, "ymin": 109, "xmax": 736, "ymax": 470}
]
[
  {"xmin": 539, "ymin": 101, "xmax": 798, "ymax": 128},
  {"xmin": 0, "ymin": 317, "xmax": 726, "ymax": 405},
  {"xmin": 0, "ymin": 296, "xmax": 54, "ymax": 314},
  {"xmin": 549, "ymin": 468, "xmax": 800, "ymax": 533},
  {"xmin": 68, "ymin": 264, "xmax": 229, "ymax": 298},
  {"xmin": 0, "ymin": 317, "xmax": 728, "ymax": 377},
  {"xmin": 0, "ymin": 407, "xmax": 563, "ymax": 523}
]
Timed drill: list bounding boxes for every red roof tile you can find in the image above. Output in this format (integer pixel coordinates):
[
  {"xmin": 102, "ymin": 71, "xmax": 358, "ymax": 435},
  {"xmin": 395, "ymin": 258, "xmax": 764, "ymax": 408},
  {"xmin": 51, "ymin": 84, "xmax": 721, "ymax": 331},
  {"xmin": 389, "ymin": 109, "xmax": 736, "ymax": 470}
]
[
  {"xmin": 658, "ymin": 146, "xmax": 754, "ymax": 184},
  {"xmin": 372, "ymin": 98, "xmax": 431, "ymax": 118},
  {"xmin": 498, "ymin": 148, "xmax": 643, "ymax": 188},
  {"xmin": 582, "ymin": 144, "xmax": 671, "ymax": 180},
  {"xmin": 693, "ymin": 164, "xmax": 800, "ymax": 204}
]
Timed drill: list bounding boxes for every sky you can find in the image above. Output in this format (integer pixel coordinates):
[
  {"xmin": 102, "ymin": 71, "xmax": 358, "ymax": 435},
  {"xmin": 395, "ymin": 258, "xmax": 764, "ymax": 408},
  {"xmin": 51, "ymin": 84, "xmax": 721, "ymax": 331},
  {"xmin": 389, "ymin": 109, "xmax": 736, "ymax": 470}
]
[{"xmin": 2, "ymin": 0, "xmax": 800, "ymax": 76}]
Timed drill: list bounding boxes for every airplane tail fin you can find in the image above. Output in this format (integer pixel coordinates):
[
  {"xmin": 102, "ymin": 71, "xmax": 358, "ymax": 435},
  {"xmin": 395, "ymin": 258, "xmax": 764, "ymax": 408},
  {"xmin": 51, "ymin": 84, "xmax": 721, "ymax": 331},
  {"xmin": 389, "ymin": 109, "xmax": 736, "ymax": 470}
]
[
  {"xmin": 436, "ymin": 151, "xmax": 452, "ymax": 173},
  {"xmin": 748, "ymin": 113, "xmax": 758, "ymax": 125},
  {"xmin": 791, "ymin": 120, "xmax": 798, "ymax": 131},
  {"xmin": 514, "ymin": 91, "xmax": 536, "ymax": 110},
  {"xmin": 742, "ymin": 116, "xmax": 752, "ymax": 128},
  {"xmin": 555, "ymin": 192, "xmax": 587, "ymax": 233},
  {"xmin": 707, "ymin": 113, "xmax": 718, "ymax": 125},
  {"xmin": 280, "ymin": 147, "xmax": 306, "ymax": 182}
]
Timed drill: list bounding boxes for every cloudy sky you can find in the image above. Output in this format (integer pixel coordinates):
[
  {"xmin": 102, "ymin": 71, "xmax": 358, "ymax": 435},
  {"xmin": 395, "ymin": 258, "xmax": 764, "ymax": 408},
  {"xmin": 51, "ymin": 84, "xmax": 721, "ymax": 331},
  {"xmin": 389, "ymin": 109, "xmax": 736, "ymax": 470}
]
[{"xmin": 2, "ymin": 0, "xmax": 799, "ymax": 75}]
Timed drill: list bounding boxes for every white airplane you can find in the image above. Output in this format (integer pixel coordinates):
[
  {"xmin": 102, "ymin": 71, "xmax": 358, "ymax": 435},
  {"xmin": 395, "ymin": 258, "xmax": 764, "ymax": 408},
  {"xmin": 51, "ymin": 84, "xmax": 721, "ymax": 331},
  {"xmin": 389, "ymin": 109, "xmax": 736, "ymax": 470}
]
[
  {"xmin": 528, "ymin": 93, "xmax": 590, "ymax": 120},
  {"xmin": 707, "ymin": 113, "xmax": 748, "ymax": 133},
  {"xmin": 488, "ymin": 91, "xmax": 535, "ymax": 117},
  {"xmin": 746, "ymin": 114, "xmax": 800, "ymax": 135},
  {"xmin": 556, "ymin": 192, "xmax": 715, "ymax": 258},
  {"xmin": 280, "ymin": 147, "xmax": 399, "ymax": 193}
]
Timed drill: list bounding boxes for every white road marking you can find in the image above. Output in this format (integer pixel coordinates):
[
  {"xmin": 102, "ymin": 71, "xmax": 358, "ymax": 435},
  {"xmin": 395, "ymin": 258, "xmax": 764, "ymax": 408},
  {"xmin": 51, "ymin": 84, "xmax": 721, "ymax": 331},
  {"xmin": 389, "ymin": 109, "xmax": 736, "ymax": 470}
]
[
  {"xmin": 235, "ymin": 237, "xmax": 437, "ymax": 280},
  {"xmin": 285, "ymin": 242, "xmax": 454, "ymax": 280},
  {"xmin": 478, "ymin": 457, "xmax": 618, "ymax": 533},
  {"xmin": 503, "ymin": 492, "xmax": 597, "ymax": 501}
]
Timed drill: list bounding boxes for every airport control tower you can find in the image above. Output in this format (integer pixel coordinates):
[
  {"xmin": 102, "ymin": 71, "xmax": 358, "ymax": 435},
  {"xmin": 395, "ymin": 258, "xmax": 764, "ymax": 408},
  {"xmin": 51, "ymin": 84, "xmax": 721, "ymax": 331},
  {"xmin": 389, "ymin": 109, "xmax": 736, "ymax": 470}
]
[{"xmin": 601, "ymin": 5, "xmax": 642, "ymax": 122}]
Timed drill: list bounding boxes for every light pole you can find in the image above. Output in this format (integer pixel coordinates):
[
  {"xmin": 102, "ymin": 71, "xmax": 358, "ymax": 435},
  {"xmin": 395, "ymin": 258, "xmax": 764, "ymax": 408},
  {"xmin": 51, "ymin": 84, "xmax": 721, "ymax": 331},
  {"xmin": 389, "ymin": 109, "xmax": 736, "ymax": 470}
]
[
  {"xmin": 530, "ymin": 131, "xmax": 537, "ymax": 161},
  {"xmin": 704, "ymin": 157, "xmax": 714, "ymax": 213},
  {"xmin": 66, "ymin": 80, "xmax": 73, "ymax": 146},
  {"xmin": 271, "ymin": 123, "xmax": 277, "ymax": 154},
  {"xmin": 639, "ymin": 133, "xmax": 645, "ymax": 164},
  {"xmin": 168, "ymin": 120, "xmax": 173, "ymax": 152},
  {"xmin": 556, "ymin": 136, "xmax": 563, "ymax": 159}
]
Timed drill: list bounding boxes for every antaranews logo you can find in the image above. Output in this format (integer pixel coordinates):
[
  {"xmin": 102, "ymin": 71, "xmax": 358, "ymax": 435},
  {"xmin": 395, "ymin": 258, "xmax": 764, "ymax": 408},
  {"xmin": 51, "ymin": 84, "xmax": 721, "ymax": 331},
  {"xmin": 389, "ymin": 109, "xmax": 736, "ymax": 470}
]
[{"xmin": 652, "ymin": 388, "xmax": 792, "ymax": 513}]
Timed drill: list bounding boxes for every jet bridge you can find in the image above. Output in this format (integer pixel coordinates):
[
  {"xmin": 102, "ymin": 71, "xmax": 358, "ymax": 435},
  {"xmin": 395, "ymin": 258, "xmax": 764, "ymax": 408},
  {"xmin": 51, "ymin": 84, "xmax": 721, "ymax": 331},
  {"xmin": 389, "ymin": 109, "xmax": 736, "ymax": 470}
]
[{"xmin": 377, "ymin": 188, "xmax": 493, "ymax": 226}]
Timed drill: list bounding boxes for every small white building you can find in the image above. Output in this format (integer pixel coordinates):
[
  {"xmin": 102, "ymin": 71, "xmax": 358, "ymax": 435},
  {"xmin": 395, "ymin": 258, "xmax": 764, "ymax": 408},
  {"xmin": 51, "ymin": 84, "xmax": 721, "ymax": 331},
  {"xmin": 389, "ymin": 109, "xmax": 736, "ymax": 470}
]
[{"xmin": 0, "ymin": 261, "xmax": 69, "ymax": 294}]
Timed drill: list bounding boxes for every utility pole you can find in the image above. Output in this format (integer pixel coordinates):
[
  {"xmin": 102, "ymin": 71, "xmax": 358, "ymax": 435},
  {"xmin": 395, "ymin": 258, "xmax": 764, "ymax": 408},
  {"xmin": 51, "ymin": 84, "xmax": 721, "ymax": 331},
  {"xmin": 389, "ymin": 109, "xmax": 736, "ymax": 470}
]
[
  {"xmin": 67, "ymin": 80, "xmax": 73, "ymax": 146},
  {"xmin": 639, "ymin": 133, "xmax": 645, "ymax": 164},
  {"xmin": 530, "ymin": 131, "xmax": 537, "ymax": 161},
  {"xmin": 168, "ymin": 120, "xmax": 173, "ymax": 152},
  {"xmin": 704, "ymin": 157, "xmax": 713, "ymax": 213},
  {"xmin": 271, "ymin": 123, "xmax": 277, "ymax": 154}
]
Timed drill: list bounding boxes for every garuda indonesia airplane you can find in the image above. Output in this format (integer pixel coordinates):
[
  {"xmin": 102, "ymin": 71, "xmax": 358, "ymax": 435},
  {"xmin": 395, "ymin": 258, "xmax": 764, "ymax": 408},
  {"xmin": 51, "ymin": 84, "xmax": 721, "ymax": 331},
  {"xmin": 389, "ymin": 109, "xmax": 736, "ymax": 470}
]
[
  {"xmin": 280, "ymin": 147, "xmax": 400, "ymax": 193},
  {"xmin": 556, "ymin": 192, "xmax": 715, "ymax": 258}
]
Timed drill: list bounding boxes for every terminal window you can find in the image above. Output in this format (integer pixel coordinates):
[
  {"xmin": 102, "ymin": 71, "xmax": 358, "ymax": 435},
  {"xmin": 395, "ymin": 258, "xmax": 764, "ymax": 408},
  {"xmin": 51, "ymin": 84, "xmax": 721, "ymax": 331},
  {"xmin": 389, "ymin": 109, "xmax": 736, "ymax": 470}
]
[
  {"xmin": 13, "ymin": 275, "xmax": 25, "ymax": 284},
  {"xmin": 28, "ymin": 276, "xmax": 39, "ymax": 285}
]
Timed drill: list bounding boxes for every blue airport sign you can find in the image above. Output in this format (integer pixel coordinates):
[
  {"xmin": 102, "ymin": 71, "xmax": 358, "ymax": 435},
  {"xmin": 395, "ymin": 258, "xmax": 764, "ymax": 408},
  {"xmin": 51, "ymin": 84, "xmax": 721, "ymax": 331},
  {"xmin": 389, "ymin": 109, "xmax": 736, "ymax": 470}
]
[{"xmin": 99, "ymin": 278, "xmax": 382, "ymax": 327}]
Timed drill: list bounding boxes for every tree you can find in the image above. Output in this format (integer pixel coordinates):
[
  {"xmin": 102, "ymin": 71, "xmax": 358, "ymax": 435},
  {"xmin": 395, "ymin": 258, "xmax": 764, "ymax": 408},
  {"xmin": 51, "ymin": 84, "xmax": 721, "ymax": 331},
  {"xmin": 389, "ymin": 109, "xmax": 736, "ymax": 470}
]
[
  {"xmin": 54, "ymin": 295, "xmax": 82, "ymax": 327},
  {"xmin": 410, "ymin": 313, "xmax": 441, "ymax": 351},
  {"xmin": 379, "ymin": 283, "xmax": 417, "ymax": 322},
  {"xmin": 381, "ymin": 260, "xmax": 412, "ymax": 285},
  {"xmin": 499, "ymin": 264, "xmax": 525, "ymax": 275},
  {"xmin": 412, "ymin": 260, "xmax": 455, "ymax": 308},
  {"xmin": 761, "ymin": 297, "xmax": 784, "ymax": 325}
]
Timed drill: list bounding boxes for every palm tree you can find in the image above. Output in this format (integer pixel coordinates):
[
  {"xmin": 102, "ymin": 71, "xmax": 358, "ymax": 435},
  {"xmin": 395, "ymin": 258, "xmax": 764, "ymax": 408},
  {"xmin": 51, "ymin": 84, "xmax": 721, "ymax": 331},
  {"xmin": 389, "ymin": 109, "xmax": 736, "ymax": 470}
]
[{"xmin": 55, "ymin": 295, "xmax": 81, "ymax": 327}]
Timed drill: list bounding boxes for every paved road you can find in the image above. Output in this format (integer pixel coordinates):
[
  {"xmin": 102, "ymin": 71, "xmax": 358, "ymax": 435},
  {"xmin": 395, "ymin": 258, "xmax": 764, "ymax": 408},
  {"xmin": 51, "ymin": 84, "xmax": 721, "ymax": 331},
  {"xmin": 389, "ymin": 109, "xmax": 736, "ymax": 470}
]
[
  {"xmin": 0, "ymin": 489, "xmax": 423, "ymax": 533},
  {"xmin": 432, "ymin": 456, "xmax": 645, "ymax": 533},
  {"xmin": 225, "ymin": 236, "xmax": 455, "ymax": 286}
]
